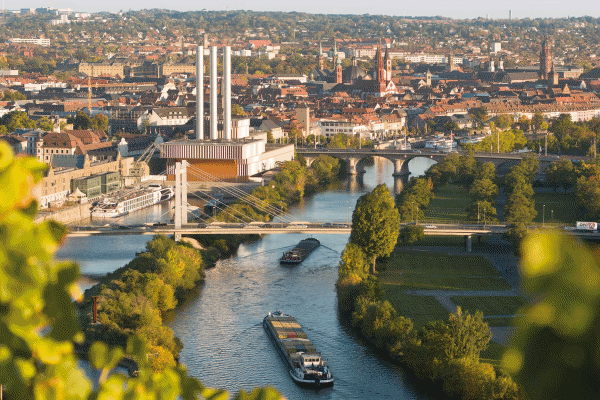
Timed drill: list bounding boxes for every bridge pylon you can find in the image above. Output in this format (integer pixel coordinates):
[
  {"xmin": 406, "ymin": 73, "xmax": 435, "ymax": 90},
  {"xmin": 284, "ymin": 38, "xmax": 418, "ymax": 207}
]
[{"xmin": 174, "ymin": 161, "xmax": 188, "ymax": 231}]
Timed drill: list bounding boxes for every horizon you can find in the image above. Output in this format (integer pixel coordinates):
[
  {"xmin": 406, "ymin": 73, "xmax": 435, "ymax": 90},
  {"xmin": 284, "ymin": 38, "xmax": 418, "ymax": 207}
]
[{"xmin": 7, "ymin": 1, "xmax": 600, "ymax": 20}]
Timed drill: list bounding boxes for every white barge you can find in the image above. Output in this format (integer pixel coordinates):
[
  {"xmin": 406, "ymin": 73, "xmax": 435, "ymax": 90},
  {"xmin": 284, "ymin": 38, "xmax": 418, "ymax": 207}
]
[
  {"xmin": 263, "ymin": 311, "xmax": 333, "ymax": 387},
  {"xmin": 91, "ymin": 185, "xmax": 174, "ymax": 218}
]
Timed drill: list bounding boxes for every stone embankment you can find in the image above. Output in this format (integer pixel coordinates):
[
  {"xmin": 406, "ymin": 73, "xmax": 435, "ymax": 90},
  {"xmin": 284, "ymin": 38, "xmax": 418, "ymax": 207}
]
[{"xmin": 35, "ymin": 203, "xmax": 92, "ymax": 225}]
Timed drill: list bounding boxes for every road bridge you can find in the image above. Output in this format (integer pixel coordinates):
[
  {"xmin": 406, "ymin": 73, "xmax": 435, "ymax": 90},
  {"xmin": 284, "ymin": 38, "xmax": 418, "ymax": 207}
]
[{"xmin": 67, "ymin": 221, "xmax": 600, "ymax": 252}]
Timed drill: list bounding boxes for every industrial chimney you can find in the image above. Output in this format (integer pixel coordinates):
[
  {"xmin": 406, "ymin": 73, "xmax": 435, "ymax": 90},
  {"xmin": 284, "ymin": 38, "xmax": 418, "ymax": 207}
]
[
  {"xmin": 210, "ymin": 46, "xmax": 218, "ymax": 140},
  {"xmin": 196, "ymin": 45, "xmax": 204, "ymax": 140},
  {"xmin": 223, "ymin": 46, "xmax": 232, "ymax": 141}
]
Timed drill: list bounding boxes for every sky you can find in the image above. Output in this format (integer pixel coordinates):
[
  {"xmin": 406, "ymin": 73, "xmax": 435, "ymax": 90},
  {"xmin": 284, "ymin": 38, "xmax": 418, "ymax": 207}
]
[{"xmin": 9, "ymin": 1, "xmax": 600, "ymax": 19}]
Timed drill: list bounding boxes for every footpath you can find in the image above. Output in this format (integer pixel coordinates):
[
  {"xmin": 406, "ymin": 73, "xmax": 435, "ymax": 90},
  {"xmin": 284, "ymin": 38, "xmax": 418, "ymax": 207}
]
[{"xmin": 399, "ymin": 234, "xmax": 522, "ymax": 345}]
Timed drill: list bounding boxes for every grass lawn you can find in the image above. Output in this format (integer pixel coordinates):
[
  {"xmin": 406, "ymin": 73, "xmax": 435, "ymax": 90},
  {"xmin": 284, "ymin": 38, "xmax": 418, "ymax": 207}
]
[
  {"xmin": 450, "ymin": 296, "xmax": 528, "ymax": 327},
  {"xmin": 378, "ymin": 251, "xmax": 513, "ymax": 329},
  {"xmin": 406, "ymin": 234, "xmax": 490, "ymax": 248},
  {"xmin": 532, "ymin": 191, "xmax": 579, "ymax": 225},
  {"xmin": 380, "ymin": 251, "xmax": 505, "ymax": 281},
  {"xmin": 450, "ymin": 296, "xmax": 528, "ymax": 316},
  {"xmin": 382, "ymin": 291, "xmax": 450, "ymax": 330},
  {"xmin": 423, "ymin": 183, "xmax": 471, "ymax": 224}
]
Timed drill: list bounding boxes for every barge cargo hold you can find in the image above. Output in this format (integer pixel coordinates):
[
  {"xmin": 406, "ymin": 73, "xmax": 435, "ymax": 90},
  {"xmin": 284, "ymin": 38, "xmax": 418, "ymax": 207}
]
[
  {"xmin": 280, "ymin": 238, "xmax": 320, "ymax": 265},
  {"xmin": 263, "ymin": 311, "xmax": 333, "ymax": 387}
]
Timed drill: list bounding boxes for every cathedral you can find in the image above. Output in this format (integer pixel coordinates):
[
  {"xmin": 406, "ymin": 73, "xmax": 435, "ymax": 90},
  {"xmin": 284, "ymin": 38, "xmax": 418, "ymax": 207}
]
[{"xmin": 310, "ymin": 42, "xmax": 398, "ymax": 98}]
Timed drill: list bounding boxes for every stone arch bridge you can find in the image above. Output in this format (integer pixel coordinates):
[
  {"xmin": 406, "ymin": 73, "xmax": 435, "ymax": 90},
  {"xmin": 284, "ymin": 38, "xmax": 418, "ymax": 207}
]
[{"xmin": 297, "ymin": 148, "xmax": 570, "ymax": 177}]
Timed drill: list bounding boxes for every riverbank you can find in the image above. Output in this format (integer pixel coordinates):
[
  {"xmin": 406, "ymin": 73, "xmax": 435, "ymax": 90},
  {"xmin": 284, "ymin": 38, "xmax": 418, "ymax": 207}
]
[{"xmin": 78, "ymin": 156, "xmax": 348, "ymax": 371}]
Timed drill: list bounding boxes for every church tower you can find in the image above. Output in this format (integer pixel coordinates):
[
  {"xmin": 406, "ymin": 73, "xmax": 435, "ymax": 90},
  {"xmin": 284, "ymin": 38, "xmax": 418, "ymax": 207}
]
[
  {"xmin": 425, "ymin": 69, "xmax": 432, "ymax": 86},
  {"xmin": 335, "ymin": 54, "xmax": 342, "ymax": 84},
  {"xmin": 376, "ymin": 45, "xmax": 386, "ymax": 93},
  {"xmin": 540, "ymin": 36, "xmax": 553, "ymax": 80},
  {"xmin": 376, "ymin": 46, "xmax": 385, "ymax": 82},
  {"xmin": 384, "ymin": 47, "xmax": 392, "ymax": 81},
  {"xmin": 318, "ymin": 41, "xmax": 325, "ymax": 70}
]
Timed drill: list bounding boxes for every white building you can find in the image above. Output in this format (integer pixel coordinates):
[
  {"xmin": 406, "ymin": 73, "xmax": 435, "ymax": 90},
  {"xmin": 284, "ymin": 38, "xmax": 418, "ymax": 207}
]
[
  {"xmin": 137, "ymin": 107, "xmax": 192, "ymax": 129},
  {"xmin": 492, "ymin": 42, "xmax": 502, "ymax": 53},
  {"xmin": 319, "ymin": 119, "xmax": 367, "ymax": 138},
  {"xmin": 10, "ymin": 38, "xmax": 50, "ymax": 46}
]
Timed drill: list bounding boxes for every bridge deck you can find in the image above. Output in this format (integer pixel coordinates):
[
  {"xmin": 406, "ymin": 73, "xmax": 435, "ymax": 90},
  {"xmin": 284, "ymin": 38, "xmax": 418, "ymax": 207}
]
[{"xmin": 67, "ymin": 223, "xmax": 506, "ymax": 237}]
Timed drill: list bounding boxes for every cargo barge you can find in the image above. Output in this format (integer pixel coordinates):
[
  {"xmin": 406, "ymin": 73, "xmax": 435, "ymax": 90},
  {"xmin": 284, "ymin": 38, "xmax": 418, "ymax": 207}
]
[
  {"xmin": 280, "ymin": 238, "xmax": 320, "ymax": 265},
  {"xmin": 263, "ymin": 311, "xmax": 333, "ymax": 387}
]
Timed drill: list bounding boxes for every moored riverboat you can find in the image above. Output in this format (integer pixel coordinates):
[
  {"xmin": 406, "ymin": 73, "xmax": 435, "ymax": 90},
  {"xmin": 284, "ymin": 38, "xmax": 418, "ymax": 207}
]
[
  {"xmin": 263, "ymin": 311, "xmax": 333, "ymax": 387},
  {"xmin": 91, "ymin": 185, "xmax": 174, "ymax": 218}
]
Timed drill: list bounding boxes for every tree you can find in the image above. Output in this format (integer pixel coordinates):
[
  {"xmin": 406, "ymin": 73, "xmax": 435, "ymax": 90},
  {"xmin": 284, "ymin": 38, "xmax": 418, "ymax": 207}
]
[
  {"xmin": 70, "ymin": 110, "xmax": 93, "ymax": 130},
  {"xmin": 504, "ymin": 191, "xmax": 537, "ymax": 224},
  {"xmin": 517, "ymin": 115, "xmax": 531, "ymax": 132},
  {"xmin": 399, "ymin": 225, "xmax": 425, "ymax": 244},
  {"xmin": 231, "ymin": 104, "xmax": 245, "ymax": 116},
  {"xmin": 504, "ymin": 166, "xmax": 534, "ymax": 196},
  {"xmin": 420, "ymin": 307, "xmax": 491, "ymax": 366},
  {"xmin": 545, "ymin": 160, "xmax": 576, "ymax": 193},
  {"xmin": 575, "ymin": 175, "xmax": 600, "ymax": 220},
  {"xmin": 532, "ymin": 112, "xmax": 547, "ymax": 131},
  {"xmin": 469, "ymin": 178, "xmax": 499, "ymax": 202},
  {"xmin": 549, "ymin": 113, "xmax": 573, "ymax": 141},
  {"xmin": 476, "ymin": 162, "xmax": 496, "ymax": 182},
  {"xmin": 350, "ymin": 184, "xmax": 400, "ymax": 274},
  {"xmin": 0, "ymin": 110, "xmax": 36, "ymax": 132},
  {"xmin": 494, "ymin": 114, "xmax": 513, "ymax": 130},
  {"xmin": 520, "ymin": 153, "xmax": 540, "ymax": 182},
  {"xmin": 311, "ymin": 154, "xmax": 340, "ymax": 183},
  {"xmin": 0, "ymin": 142, "xmax": 283, "ymax": 399},
  {"xmin": 470, "ymin": 106, "xmax": 488, "ymax": 124},
  {"xmin": 444, "ymin": 121, "xmax": 460, "ymax": 132},
  {"xmin": 467, "ymin": 200, "xmax": 497, "ymax": 224},
  {"xmin": 36, "ymin": 117, "xmax": 55, "ymax": 132},
  {"xmin": 91, "ymin": 114, "xmax": 109, "ymax": 131},
  {"xmin": 338, "ymin": 243, "xmax": 368, "ymax": 279}
]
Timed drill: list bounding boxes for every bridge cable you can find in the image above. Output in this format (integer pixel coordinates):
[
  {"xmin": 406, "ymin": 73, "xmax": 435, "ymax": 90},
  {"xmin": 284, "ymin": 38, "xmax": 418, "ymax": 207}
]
[
  {"xmin": 185, "ymin": 165, "xmax": 299, "ymax": 223},
  {"xmin": 184, "ymin": 165, "xmax": 296, "ymax": 221},
  {"xmin": 185, "ymin": 165, "xmax": 299, "ymax": 222},
  {"xmin": 183, "ymin": 174, "xmax": 263, "ymax": 224},
  {"xmin": 184, "ymin": 187, "xmax": 250, "ymax": 224}
]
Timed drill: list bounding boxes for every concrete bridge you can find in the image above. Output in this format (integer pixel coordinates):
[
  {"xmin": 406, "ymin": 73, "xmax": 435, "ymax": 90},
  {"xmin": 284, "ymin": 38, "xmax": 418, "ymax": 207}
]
[{"xmin": 296, "ymin": 147, "xmax": 585, "ymax": 176}]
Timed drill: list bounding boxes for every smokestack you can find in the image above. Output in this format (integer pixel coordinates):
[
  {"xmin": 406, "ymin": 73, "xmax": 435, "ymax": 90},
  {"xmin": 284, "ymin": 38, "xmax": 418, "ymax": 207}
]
[
  {"xmin": 196, "ymin": 45, "xmax": 204, "ymax": 140},
  {"xmin": 210, "ymin": 46, "xmax": 218, "ymax": 140},
  {"xmin": 223, "ymin": 46, "xmax": 231, "ymax": 141}
]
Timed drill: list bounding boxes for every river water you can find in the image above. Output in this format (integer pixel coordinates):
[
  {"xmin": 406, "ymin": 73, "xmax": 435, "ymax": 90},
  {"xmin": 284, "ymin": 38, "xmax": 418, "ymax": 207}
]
[{"xmin": 57, "ymin": 157, "xmax": 436, "ymax": 400}]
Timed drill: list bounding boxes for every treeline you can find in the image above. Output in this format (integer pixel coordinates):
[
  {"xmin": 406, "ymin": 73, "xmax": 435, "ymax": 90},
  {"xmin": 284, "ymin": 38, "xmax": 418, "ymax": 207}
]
[
  {"xmin": 395, "ymin": 151, "xmax": 502, "ymax": 226},
  {"xmin": 545, "ymin": 158, "xmax": 600, "ymax": 220},
  {"xmin": 81, "ymin": 235, "xmax": 204, "ymax": 371},
  {"xmin": 336, "ymin": 183, "xmax": 521, "ymax": 399},
  {"xmin": 0, "ymin": 110, "xmax": 55, "ymax": 134},
  {"xmin": 212, "ymin": 155, "xmax": 343, "ymax": 223}
]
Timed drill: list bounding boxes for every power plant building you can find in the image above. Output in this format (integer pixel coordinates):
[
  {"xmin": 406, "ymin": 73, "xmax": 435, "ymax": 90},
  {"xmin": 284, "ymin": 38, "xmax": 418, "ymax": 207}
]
[{"xmin": 160, "ymin": 45, "xmax": 294, "ymax": 181}]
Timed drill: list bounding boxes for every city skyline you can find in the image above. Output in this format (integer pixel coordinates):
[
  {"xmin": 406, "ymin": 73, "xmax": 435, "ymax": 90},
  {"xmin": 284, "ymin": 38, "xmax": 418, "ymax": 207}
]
[{"xmin": 8, "ymin": 0, "xmax": 600, "ymax": 20}]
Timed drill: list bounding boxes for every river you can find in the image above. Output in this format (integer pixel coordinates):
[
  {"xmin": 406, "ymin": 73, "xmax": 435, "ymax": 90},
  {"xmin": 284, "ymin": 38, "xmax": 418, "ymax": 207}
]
[{"xmin": 57, "ymin": 156, "xmax": 437, "ymax": 399}]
